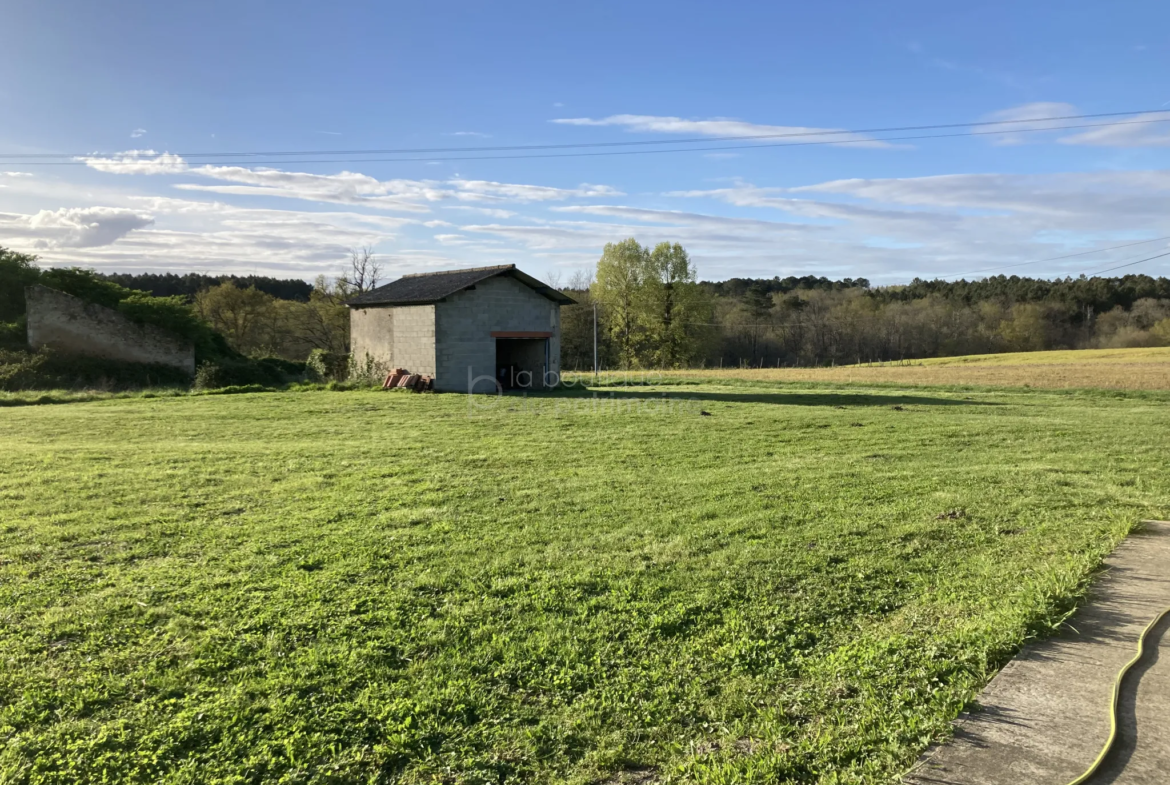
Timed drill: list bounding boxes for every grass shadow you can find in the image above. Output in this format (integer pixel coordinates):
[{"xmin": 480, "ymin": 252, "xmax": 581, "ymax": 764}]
[{"xmin": 536, "ymin": 386, "xmax": 998, "ymax": 408}]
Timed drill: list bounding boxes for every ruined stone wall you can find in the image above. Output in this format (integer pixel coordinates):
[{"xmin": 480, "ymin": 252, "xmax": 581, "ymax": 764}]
[{"xmin": 25, "ymin": 285, "xmax": 195, "ymax": 374}]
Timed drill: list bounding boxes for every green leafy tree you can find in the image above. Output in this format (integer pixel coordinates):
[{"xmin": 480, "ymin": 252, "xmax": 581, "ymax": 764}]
[
  {"xmin": 592, "ymin": 239, "xmax": 650, "ymax": 369},
  {"xmin": 642, "ymin": 242, "xmax": 710, "ymax": 367},
  {"xmin": 0, "ymin": 247, "xmax": 41, "ymax": 323},
  {"xmin": 194, "ymin": 283, "xmax": 279, "ymax": 355}
]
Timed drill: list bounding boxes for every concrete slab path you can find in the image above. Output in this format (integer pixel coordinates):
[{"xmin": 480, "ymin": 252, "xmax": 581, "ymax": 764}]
[{"xmin": 904, "ymin": 520, "xmax": 1170, "ymax": 785}]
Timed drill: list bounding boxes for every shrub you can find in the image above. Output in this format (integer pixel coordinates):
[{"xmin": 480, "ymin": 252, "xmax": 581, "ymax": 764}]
[
  {"xmin": 0, "ymin": 318, "xmax": 26, "ymax": 351},
  {"xmin": 193, "ymin": 357, "xmax": 306, "ymax": 391},
  {"xmin": 1152, "ymin": 318, "xmax": 1170, "ymax": 346},
  {"xmin": 348, "ymin": 352, "xmax": 391, "ymax": 387},
  {"xmin": 0, "ymin": 348, "xmax": 191, "ymax": 391},
  {"xmin": 306, "ymin": 349, "xmax": 349, "ymax": 382}
]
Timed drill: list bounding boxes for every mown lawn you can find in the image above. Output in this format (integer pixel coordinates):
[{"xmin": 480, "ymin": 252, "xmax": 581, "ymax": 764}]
[{"xmin": 0, "ymin": 384, "xmax": 1167, "ymax": 784}]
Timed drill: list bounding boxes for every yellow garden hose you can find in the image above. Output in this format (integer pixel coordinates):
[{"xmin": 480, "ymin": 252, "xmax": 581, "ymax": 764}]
[{"xmin": 1064, "ymin": 603, "xmax": 1170, "ymax": 785}]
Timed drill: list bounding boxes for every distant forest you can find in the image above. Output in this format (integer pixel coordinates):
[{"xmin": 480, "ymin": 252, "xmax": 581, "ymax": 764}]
[
  {"xmin": 5, "ymin": 245, "xmax": 1169, "ymax": 368},
  {"xmin": 92, "ymin": 268, "xmax": 1170, "ymax": 368},
  {"xmin": 562, "ymin": 271, "xmax": 1170, "ymax": 370}
]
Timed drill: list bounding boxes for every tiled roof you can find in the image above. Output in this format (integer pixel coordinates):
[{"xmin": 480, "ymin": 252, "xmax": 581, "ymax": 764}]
[{"xmin": 345, "ymin": 264, "xmax": 576, "ymax": 307}]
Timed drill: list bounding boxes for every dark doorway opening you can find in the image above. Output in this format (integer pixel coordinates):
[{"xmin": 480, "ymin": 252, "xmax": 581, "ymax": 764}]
[{"xmin": 496, "ymin": 338, "xmax": 547, "ymax": 390}]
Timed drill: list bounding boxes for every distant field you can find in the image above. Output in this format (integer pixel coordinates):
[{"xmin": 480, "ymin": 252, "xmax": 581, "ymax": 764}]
[
  {"xmin": 587, "ymin": 346, "xmax": 1170, "ymax": 391},
  {"xmin": 1, "ymin": 385, "xmax": 1168, "ymax": 783}
]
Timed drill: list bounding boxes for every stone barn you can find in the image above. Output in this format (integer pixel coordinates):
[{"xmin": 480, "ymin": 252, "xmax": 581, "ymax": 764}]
[{"xmin": 347, "ymin": 265, "xmax": 575, "ymax": 393}]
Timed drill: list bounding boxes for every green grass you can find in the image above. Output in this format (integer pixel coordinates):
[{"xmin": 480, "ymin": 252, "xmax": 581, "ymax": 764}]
[{"xmin": 0, "ymin": 385, "xmax": 1166, "ymax": 784}]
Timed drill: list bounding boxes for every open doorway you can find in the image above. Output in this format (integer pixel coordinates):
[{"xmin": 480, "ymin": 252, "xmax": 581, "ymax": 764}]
[{"xmin": 496, "ymin": 337, "xmax": 547, "ymax": 390}]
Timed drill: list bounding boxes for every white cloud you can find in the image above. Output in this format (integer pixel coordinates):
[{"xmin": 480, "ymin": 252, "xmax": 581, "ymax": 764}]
[
  {"xmin": 79, "ymin": 150, "xmax": 187, "ymax": 174},
  {"xmin": 446, "ymin": 131, "xmax": 490, "ymax": 138},
  {"xmin": 24, "ymin": 144, "xmax": 1170, "ymax": 283},
  {"xmin": 550, "ymin": 114, "xmax": 891, "ymax": 148},
  {"xmin": 980, "ymin": 102, "xmax": 1079, "ymax": 145},
  {"xmin": 1059, "ymin": 112, "xmax": 1170, "ymax": 147},
  {"xmin": 447, "ymin": 179, "xmax": 622, "ymax": 202},
  {"xmin": 979, "ymin": 102, "xmax": 1170, "ymax": 147},
  {"xmin": 0, "ymin": 196, "xmax": 414, "ymax": 276},
  {"xmin": 661, "ymin": 171, "xmax": 1170, "ymax": 280},
  {"xmin": 0, "ymin": 206, "xmax": 153, "ymax": 248},
  {"xmin": 130, "ymin": 128, "xmax": 147, "ymax": 138},
  {"xmin": 77, "ymin": 153, "xmax": 624, "ymax": 211},
  {"xmin": 444, "ymin": 205, "xmax": 517, "ymax": 219},
  {"xmin": 1, "ymin": 172, "xmax": 33, "ymax": 177}
]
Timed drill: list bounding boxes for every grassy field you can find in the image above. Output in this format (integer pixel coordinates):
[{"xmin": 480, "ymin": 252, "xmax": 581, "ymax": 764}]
[
  {"xmin": 1, "ymin": 382, "xmax": 1168, "ymax": 784},
  {"xmin": 593, "ymin": 346, "xmax": 1170, "ymax": 391}
]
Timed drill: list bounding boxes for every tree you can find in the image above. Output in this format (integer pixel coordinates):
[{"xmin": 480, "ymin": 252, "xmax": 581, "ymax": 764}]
[
  {"xmin": 642, "ymin": 242, "xmax": 710, "ymax": 367},
  {"xmin": 592, "ymin": 239, "xmax": 650, "ymax": 369},
  {"xmin": 296, "ymin": 275, "xmax": 351, "ymax": 354},
  {"xmin": 339, "ymin": 246, "xmax": 382, "ymax": 295},
  {"xmin": 194, "ymin": 283, "xmax": 278, "ymax": 355},
  {"xmin": 0, "ymin": 246, "xmax": 41, "ymax": 323},
  {"xmin": 560, "ymin": 269, "xmax": 604, "ymax": 371}
]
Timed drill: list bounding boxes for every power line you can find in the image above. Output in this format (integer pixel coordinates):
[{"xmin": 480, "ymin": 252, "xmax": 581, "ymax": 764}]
[
  {"xmin": 1077, "ymin": 249, "xmax": 1170, "ymax": 277},
  {"xmin": 5, "ymin": 117, "xmax": 1169, "ymax": 168},
  {"xmin": 2, "ymin": 108, "xmax": 1165, "ymax": 159},
  {"xmin": 943, "ymin": 235, "xmax": 1170, "ymax": 279}
]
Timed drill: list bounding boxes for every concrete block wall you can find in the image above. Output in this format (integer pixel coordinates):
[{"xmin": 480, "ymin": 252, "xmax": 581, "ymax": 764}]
[
  {"xmin": 434, "ymin": 275, "xmax": 561, "ymax": 392},
  {"xmin": 25, "ymin": 285, "xmax": 195, "ymax": 374},
  {"xmin": 350, "ymin": 306, "xmax": 395, "ymax": 367},
  {"xmin": 349, "ymin": 304, "xmax": 436, "ymax": 376},
  {"xmin": 391, "ymin": 305, "xmax": 436, "ymax": 376}
]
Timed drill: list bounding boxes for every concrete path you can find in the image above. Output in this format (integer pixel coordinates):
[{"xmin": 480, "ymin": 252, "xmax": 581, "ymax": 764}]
[{"xmin": 904, "ymin": 521, "xmax": 1170, "ymax": 785}]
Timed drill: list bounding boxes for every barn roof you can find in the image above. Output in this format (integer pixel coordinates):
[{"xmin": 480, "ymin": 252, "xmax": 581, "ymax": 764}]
[{"xmin": 345, "ymin": 264, "xmax": 576, "ymax": 307}]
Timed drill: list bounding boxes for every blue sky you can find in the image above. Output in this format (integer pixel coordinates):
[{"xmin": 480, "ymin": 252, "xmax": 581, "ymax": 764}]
[{"xmin": 2, "ymin": 0, "xmax": 1170, "ymax": 284}]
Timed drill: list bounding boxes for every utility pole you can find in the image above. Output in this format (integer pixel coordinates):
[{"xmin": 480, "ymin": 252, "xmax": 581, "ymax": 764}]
[{"xmin": 592, "ymin": 302, "xmax": 598, "ymax": 386}]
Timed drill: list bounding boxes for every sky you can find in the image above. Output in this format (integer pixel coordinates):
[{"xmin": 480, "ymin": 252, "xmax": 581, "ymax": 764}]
[{"xmin": 2, "ymin": 0, "xmax": 1170, "ymax": 286}]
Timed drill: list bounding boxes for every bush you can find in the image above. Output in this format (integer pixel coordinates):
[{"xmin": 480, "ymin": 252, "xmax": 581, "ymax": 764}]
[
  {"xmin": 0, "ymin": 348, "xmax": 192, "ymax": 391},
  {"xmin": 193, "ymin": 357, "xmax": 306, "ymax": 391},
  {"xmin": 0, "ymin": 318, "xmax": 26, "ymax": 351},
  {"xmin": 348, "ymin": 352, "xmax": 391, "ymax": 387},
  {"xmin": 306, "ymin": 349, "xmax": 349, "ymax": 382}
]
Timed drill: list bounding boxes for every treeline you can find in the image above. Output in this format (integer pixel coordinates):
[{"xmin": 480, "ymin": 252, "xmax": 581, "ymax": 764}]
[
  {"xmin": 7, "ymin": 240, "xmax": 1170, "ymax": 375},
  {"xmin": 561, "ymin": 239, "xmax": 1170, "ymax": 369},
  {"xmin": 95, "ymin": 272, "xmax": 314, "ymax": 302}
]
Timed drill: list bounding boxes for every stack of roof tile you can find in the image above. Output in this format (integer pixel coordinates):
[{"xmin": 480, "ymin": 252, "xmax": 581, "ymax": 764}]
[{"xmin": 381, "ymin": 369, "xmax": 433, "ymax": 392}]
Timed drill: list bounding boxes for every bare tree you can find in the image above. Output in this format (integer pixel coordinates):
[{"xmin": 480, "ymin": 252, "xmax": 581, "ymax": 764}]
[{"xmin": 339, "ymin": 246, "xmax": 382, "ymax": 294}]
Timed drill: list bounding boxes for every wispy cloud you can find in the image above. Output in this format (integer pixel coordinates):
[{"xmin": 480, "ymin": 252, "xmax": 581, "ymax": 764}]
[
  {"xmin": 130, "ymin": 128, "xmax": 147, "ymax": 138},
  {"xmin": 980, "ymin": 102, "xmax": 1079, "ymax": 145},
  {"xmin": 77, "ymin": 152, "xmax": 624, "ymax": 211},
  {"xmin": 550, "ymin": 114, "xmax": 892, "ymax": 148},
  {"xmin": 445, "ymin": 131, "xmax": 491, "ymax": 138},
  {"xmin": 1059, "ymin": 112, "xmax": 1170, "ymax": 147},
  {"xmin": 981, "ymin": 102, "xmax": 1170, "ymax": 148}
]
